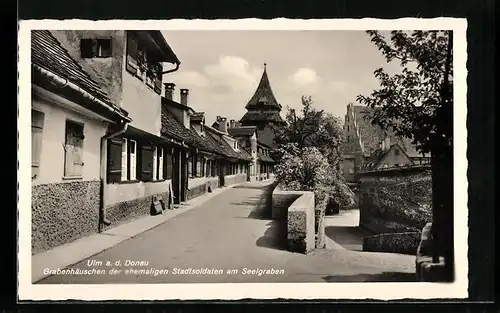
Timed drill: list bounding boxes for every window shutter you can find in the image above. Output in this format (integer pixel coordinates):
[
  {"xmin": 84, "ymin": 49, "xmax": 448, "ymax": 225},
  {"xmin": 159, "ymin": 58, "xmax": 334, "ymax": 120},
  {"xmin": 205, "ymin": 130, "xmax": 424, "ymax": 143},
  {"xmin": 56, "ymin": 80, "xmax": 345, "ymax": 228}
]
[
  {"xmin": 31, "ymin": 110, "xmax": 45, "ymax": 178},
  {"xmin": 165, "ymin": 151, "xmax": 172, "ymax": 179},
  {"xmin": 126, "ymin": 34, "xmax": 138, "ymax": 74},
  {"xmin": 158, "ymin": 147, "xmax": 164, "ymax": 180},
  {"xmin": 64, "ymin": 121, "xmax": 84, "ymax": 177},
  {"xmin": 140, "ymin": 145, "xmax": 154, "ymax": 182},
  {"xmin": 80, "ymin": 39, "xmax": 94, "ymax": 58},
  {"xmin": 121, "ymin": 139, "xmax": 128, "ymax": 181},
  {"xmin": 152, "ymin": 146, "xmax": 158, "ymax": 180},
  {"xmin": 107, "ymin": 138, "xmax": 122, "ymax": 183}
]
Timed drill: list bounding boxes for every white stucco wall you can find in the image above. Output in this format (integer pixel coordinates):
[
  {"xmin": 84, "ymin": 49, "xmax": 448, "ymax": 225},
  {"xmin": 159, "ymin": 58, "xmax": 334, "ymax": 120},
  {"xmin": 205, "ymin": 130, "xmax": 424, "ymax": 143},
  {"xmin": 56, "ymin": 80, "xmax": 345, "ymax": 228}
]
[
  {"xmin": 105, "ymin": 179, "xmax": 172, "ymax": 206},
  {"xmin": 31, "ymin": 95, "xmax": 107, "ymax": 186},
  {"xmin": 120, "ymin": 70, "xmax": 162, "ymax": 136}
]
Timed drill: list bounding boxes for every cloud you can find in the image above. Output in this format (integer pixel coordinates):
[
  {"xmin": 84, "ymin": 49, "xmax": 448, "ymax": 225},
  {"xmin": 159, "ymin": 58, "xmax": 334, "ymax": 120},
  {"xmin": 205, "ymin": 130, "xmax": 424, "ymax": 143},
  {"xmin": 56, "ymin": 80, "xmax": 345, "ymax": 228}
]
[
  {"xmin": 168, "ymin": 56, "xmax": 263, "ymax": 124},
  {"xmin": 291, "ymin": 68, "xmax": 319, "ymax": 86}
]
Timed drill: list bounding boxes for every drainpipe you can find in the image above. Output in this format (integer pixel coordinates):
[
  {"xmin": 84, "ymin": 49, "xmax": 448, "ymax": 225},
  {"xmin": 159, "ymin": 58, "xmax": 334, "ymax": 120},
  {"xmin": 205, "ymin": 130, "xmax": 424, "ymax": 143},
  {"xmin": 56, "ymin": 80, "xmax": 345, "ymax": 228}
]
[{"xmin": 99, "ymin": 121, "xmax": 129, "ymax": 231}]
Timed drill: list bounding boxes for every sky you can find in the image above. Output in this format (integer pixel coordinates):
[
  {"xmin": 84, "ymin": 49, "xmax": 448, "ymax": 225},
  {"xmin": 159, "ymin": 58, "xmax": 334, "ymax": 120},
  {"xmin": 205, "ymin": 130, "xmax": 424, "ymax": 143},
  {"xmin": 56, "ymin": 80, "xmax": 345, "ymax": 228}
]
[{"xmin": 160, "ymin": 30, "xmax": 401, "ymax": 125}]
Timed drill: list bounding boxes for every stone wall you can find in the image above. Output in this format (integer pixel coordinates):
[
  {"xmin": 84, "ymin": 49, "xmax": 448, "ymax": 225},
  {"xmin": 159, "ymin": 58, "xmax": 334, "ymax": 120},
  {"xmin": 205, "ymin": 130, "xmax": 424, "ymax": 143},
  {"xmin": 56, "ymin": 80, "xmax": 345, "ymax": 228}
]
[
  {"xmin": 224, "ymin": 174, "xmax": 247, "ymax": 186},
  {"xmin": 286, "ymin": 191, "xmax": 316, "ymax": 254},
  {"xmin": 32, "ymin": 180, "xmax": 100, "ymax": 254},
  {"xmin": 103, "ymin": 191, "xmax": 170, "ymax": 231},
  {"xmin": 358, "ymin": 166, "xmax": 432, "ymax": 234}
]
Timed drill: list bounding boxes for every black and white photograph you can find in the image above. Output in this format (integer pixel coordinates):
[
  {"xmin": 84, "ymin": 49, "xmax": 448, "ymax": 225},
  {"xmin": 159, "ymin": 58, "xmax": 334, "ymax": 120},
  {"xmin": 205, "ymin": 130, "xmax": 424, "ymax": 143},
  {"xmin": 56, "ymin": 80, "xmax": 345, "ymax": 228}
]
[{"xmin": 18, "ymin": 19, "xmax": 468, "ymax": 300}]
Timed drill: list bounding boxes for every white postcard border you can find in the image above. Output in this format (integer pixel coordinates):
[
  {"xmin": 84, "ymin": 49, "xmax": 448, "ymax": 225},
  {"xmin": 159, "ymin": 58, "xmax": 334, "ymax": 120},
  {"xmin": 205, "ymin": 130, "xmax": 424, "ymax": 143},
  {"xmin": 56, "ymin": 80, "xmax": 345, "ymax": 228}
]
[{"xmin": 18, "ymin": 18, "xmax": 468, "ymax": 301}]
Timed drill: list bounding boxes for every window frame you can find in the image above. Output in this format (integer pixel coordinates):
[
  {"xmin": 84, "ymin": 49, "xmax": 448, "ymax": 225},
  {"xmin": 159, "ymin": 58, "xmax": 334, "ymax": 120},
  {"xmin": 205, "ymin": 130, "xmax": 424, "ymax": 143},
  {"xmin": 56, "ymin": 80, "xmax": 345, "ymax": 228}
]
[
  {"xmin": 80, "ymin": 38, "xmax": 112, "ymax": 58},
  {"xmin": 63, "ymin": 119, "xmax": 85, "ymax": 178}
]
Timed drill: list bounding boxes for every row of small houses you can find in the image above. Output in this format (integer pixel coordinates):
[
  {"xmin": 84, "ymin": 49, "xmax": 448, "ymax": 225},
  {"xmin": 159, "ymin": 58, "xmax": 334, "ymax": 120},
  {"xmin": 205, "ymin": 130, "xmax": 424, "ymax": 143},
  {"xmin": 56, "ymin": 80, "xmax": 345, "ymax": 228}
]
[{"xmin": 30, "ymin": 30, "xmax": 275, "ymax": 254}]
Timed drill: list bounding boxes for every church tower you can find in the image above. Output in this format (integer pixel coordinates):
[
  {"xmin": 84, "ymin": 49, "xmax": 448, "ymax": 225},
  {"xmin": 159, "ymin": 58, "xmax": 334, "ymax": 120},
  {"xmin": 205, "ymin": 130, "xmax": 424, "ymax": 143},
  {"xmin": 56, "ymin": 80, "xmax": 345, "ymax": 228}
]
[{"xmin": 239, "ymin": 63, "xmax": 284, "ymax": 148}]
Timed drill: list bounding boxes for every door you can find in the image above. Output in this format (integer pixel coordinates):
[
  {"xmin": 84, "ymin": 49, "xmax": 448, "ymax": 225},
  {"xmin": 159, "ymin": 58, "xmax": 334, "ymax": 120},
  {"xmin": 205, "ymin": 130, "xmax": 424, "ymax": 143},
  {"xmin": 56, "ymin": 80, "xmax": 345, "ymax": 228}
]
[
  {"xmin": 218, "ymin": 160, "xmax": 225, "ymax": 187},
  {"xmin": 172, "ymin": 148, "xmax": 180, "ymax": 204},
  {"xmin": 180, "ymin": 151, "xmax": 187, "ymax": 202}
]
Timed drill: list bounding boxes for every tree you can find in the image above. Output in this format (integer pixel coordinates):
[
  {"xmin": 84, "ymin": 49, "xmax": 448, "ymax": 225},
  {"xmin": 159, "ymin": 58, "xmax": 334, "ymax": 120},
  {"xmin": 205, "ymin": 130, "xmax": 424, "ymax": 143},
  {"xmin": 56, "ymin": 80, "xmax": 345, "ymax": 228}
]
[
  {"xmin": 272, "ymin": 96, "xmax": 354, "ymax": 210},
  {"xmin": 357, "ymin": 30, "xmax": 454, "ymax": 281}
]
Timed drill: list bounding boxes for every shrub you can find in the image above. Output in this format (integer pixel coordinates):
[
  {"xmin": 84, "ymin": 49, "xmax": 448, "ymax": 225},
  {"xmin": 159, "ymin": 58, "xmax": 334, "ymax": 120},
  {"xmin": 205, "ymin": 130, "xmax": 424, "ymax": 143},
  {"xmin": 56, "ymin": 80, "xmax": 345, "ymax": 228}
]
[{"xmin": 275, "ymin": 147, "xmax": 333, "ymax": 206}]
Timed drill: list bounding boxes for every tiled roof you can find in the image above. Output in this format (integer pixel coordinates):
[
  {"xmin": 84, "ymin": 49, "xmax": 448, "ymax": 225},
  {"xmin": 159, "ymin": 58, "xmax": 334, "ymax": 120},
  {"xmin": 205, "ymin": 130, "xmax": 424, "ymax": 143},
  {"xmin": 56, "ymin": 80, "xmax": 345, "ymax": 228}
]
[
  {"xmin": 351, "ymin": 105, "xmax": 429, "ymax": 158},
  {"xmin": 258, "ymin": 151, "xmax": 275, "ymax": 163},
  {"xmin": 189, "ymin": 126, "xmax": 223, "ymax": 155},
  {"xmin": 205, "ymin": 127, "xmax": 251, "ymax": 162},
  {"xmin": 245, "ymin": 67, "xmax": 282, "ymax": 110},
  {"xmin": 228, "ymin": 126, "xmax": 256, "ymax": 137},
  {"xmin": 161, "ymin": 109, "xmax": 199, "ymax": 145},
  {"xmin": 240, "ymin": 111, "xmax": 284, "ymax": 124},
  {"xmin": 31, "ymin": 30, "xmax": 117, "ymax": 109},
  {"xmin": 256, "ymin": 125, "xmax": 278, "ymax": 149}
]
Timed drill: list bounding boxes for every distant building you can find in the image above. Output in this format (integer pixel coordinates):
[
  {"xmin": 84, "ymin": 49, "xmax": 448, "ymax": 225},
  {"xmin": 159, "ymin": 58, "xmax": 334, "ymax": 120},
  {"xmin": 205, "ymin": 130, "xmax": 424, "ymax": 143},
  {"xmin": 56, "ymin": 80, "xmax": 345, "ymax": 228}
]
[
  {"xmin": 239, "ymin": 64, "xmax": 285, "ymax": 150},
  {"xmin": 342, "ymin": 103, "xmax": 431, "ymax": 182}
]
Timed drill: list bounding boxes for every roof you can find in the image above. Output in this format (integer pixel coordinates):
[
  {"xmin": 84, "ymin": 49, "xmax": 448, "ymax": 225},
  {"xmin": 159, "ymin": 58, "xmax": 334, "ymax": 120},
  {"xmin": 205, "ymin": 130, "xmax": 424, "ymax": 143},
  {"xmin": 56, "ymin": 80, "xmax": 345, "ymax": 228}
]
[
  {"xmin": 205, "ymin": 127, "xmax": 251, "ymax": 162},
  {"xmin": 227, "ymin": 126, "xmax": 257, "ymax": 137},
  {"xmin": 161, "ymin": 108, "xmax": 199, "ymax": 145},
  {"xmin": 258, "ymin": 151, "xmax": 275, "ymax": 163},
  {"xmin": 256, "ymin": 125, "xmax": 278, "ymax": 149},
  {"xmin": 350, "ymin": 105, "xmax": 430, "ymax": 158},
  {"xmin": 240, "ymin": 111, "xmax": 284, "ymax": 124},
  {"xmin": 132, "ymin": 31, "xmax": 181, "ymax": 65},
  {"xmin": 31, "ymin": 30, "xmax": 125, "ymax": 116},
  {"xmin": 245, "ymin": 66, "xmax": 282, "ymax": 110}
]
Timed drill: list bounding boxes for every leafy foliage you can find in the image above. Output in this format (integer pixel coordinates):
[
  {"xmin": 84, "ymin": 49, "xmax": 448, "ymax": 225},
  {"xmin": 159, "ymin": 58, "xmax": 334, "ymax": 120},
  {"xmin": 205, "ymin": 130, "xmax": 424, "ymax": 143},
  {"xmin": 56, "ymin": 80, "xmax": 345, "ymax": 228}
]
[
  {"xmin": 356, "ymin": 30, "xmax": 453, "ymax": 154},
  {"xmin": 275, "ymin": 147, "xmax": 332, "ymax": 204},
  {"xmin": 272, "ymin": 96, "xmax": 353, "ymax": 207}
]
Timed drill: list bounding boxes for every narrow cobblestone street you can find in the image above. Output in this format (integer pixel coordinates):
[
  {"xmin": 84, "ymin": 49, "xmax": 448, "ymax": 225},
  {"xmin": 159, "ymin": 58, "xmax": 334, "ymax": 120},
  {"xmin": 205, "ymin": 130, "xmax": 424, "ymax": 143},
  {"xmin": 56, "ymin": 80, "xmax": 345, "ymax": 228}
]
[{"xmin": 38, "ymin": 182, "xmax": 416, "ymax": 284}]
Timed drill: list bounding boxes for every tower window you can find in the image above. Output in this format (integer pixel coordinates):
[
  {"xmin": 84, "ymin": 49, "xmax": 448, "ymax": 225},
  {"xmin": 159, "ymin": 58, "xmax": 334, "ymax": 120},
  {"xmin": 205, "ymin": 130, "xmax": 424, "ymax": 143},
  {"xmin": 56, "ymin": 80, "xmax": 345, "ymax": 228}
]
[{"xmin": 81, "ymin": 38, "xmax": 112, "ymax": 58}]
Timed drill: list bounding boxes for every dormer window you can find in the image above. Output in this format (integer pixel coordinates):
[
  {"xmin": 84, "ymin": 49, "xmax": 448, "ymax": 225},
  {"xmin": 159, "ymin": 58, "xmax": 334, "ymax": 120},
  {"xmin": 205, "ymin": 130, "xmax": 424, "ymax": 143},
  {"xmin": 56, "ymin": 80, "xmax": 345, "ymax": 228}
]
[{"xmin": 80, "ymin": 39, "xmax": 112, "ymax": 58}]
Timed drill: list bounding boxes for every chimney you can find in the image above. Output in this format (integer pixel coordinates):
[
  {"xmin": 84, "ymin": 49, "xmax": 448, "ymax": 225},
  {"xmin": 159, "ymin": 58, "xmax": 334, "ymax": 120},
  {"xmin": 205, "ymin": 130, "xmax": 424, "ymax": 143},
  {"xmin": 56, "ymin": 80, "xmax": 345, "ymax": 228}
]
[
  {"xmin": 180, "ymin": 88, "xmax": 189, "ymax": 106},
  {"xmin": 218, "ymin": 116, "xmax": 228, "ymax": 133},
  {"xmin": 229, "ymin": 119, "xmax": 236, "ymax": 128},
  {"xmin": 164, "ymin": 83, "xmax": 176, "ymax": 100}
]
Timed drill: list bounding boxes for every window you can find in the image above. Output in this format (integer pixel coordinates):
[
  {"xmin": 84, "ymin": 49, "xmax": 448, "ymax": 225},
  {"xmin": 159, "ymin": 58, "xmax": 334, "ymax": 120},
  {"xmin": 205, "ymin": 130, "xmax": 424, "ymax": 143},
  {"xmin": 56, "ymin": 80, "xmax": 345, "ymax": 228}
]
[
  {"xmin": 125, "ymin": 33, "xmax": 163, "ymax": 95},
  {"xmin": 395, "ymin": 163, "xmax": 400, "ymax": 167},
  {"xmin": 118, "ymin": 139, "xmax": 137, "ymax": 182},
  {"xmin": 80, "ymin": 39, "xmax": 112, "ymax": 58},
  {"xmin": 31, "ymin": 110, "xmax": 45, "ymax": 179},
  {"xmin": 64, "ymin": 120, "xmax": 84, "ymax": 177},
  {"xmin": 348, "ymin": 168, "xmax": 354, "ymax": 174},
  {"xmin": 188, "ymin": 157, "xmax": 193, "ymax": 178},
  {"xmin": 347, "ymin": 125, "xmax": 349, "ymax": 132},
  {"xmin": 196, "ymin": 157, "xmax": 202, "ymax": 177},
  {"xmin": 152, "ymin": 146, "xmax": 164, "ymax": 180}
]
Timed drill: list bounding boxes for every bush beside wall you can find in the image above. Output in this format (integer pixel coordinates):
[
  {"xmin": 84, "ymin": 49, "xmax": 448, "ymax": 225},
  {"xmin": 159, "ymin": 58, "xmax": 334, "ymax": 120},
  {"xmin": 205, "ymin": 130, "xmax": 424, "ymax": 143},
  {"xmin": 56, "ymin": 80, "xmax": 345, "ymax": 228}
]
[
  {"xmin": 363, "ymin": 231, "xmax": 421, "ymax": 255},
  {"xmin": 358, "ymin": 167, "xmax": 432, "ymax": 234}
]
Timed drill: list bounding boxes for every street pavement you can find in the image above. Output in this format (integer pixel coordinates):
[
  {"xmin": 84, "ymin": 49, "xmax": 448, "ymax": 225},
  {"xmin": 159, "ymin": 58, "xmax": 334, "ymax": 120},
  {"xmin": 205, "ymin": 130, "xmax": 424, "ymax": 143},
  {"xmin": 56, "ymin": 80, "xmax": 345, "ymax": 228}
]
[{"xmin": 37, "ymin": 182, "xmax": 416, "ymax": 284}]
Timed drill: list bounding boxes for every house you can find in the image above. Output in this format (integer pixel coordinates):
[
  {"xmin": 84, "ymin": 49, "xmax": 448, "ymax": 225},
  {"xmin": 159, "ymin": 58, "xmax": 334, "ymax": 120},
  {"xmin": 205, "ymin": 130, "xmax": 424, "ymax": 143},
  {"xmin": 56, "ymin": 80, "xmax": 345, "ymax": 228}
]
[
  {"xmin": 361, "ymin": 137, "xmax": 414, "ymax": 171},
  {"xmin": 342, "ymin": 103, "xmax": 431, "ymax": 182},
  {"xmin": 36, "ymin": 30, "xmax": 184, "ymax": 240},
  {"xmin": 160, "ymin": 84, "xmax": 251, "ymax": 202},
  {"xmin": 30, "ymin": 30, "xmax": 133, "ymax": 254}
]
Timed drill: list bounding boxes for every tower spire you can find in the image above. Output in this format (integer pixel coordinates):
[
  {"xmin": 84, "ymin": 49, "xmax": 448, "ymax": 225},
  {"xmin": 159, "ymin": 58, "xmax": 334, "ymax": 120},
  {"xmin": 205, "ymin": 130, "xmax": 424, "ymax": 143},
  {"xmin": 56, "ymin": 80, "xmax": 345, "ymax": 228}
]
[{"xmin": 264, "ymin": 62, "xmax": 267, "ymax": 70}]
